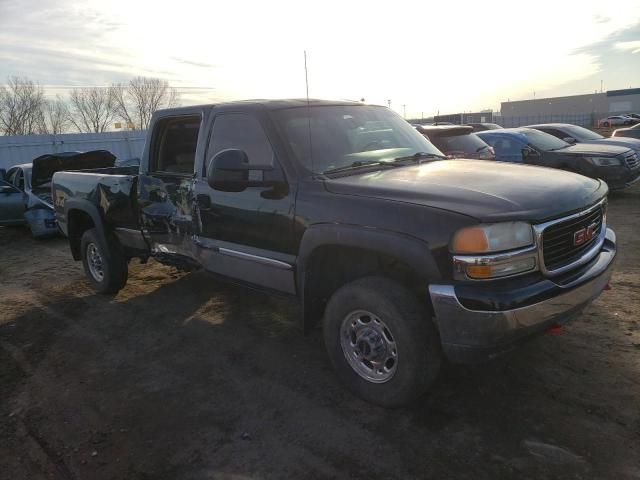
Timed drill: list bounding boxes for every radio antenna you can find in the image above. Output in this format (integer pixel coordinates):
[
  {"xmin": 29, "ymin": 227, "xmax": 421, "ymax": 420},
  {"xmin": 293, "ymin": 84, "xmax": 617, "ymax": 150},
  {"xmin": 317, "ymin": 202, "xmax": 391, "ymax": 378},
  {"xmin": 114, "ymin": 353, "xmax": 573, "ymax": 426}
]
[{"xmin": 304, "ymin": 50, "xmax": 314, "ymax": 174}]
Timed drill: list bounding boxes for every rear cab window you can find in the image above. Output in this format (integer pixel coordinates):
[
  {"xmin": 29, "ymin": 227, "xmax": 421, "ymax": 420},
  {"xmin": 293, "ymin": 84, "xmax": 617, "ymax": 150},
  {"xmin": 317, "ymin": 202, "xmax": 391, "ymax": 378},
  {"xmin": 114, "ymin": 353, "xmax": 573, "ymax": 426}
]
[{"xmin": 150, "ymin": 115, "xmax": 202, "ymax": 174}]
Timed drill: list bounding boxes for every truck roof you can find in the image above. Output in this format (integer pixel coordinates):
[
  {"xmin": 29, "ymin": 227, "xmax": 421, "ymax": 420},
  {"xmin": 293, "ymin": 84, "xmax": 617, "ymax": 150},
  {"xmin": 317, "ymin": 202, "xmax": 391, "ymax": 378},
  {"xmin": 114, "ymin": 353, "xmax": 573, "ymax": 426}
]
[{"xmin": 156, "ymin": 98, "xmax": 371, "ymax": 117}]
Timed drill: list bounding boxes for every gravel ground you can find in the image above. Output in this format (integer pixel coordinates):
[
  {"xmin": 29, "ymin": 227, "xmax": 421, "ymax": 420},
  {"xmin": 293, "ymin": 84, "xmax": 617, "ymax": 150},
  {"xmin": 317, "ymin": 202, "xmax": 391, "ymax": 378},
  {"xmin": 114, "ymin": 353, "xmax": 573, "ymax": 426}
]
[{"xmin": 1, "ymin": 185, "xmax": 639, "ymax": 480}]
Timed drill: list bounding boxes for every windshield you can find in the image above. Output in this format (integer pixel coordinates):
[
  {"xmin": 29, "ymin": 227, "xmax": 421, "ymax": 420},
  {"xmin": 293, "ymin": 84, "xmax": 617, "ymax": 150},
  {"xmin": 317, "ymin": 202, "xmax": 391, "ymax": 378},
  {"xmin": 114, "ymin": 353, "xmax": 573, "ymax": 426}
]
[
  {"xmin": 563, "ymin": 125, "xmax": 604, "ymax": 141},
  {"xmin": 272, "ymin": 105, "xmax": 443, "ymax": 174},
  {"xmin": 519, "ymin": 128, "xmax": 570, "ymax": 151},
  {"xmin": 430, "ymin": 133, "xmax": 489, "ymax": 157}
]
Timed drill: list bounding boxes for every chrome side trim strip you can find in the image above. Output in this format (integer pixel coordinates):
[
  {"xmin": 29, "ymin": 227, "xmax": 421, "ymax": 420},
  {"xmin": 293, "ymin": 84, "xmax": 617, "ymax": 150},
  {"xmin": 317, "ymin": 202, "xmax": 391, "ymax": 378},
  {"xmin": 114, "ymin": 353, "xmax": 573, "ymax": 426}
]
[{"xmin": 218, "ymin": 247, "xmax": 292, "ymax": 270}]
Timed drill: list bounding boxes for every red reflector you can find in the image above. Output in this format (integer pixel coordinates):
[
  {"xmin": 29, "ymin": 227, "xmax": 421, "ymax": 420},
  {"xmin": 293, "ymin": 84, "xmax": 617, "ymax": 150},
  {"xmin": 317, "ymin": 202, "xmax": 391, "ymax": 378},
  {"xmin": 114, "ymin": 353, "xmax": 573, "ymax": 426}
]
[
  {"xmin": 546, "ymin": 324, "xmax": 563, "ymax": 335},
  {"xmin": 604, "ymin": 283, "xmax": 612, "ymax": 291}
]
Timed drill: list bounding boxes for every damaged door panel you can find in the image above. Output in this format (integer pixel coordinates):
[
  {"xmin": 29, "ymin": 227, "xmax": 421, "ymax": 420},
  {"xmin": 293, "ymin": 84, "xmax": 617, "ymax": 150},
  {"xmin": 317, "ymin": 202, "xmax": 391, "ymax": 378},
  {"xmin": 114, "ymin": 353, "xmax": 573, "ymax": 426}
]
[{"xmin": 137, "ymin": 173, "xmax": 195, "ymax": 257}]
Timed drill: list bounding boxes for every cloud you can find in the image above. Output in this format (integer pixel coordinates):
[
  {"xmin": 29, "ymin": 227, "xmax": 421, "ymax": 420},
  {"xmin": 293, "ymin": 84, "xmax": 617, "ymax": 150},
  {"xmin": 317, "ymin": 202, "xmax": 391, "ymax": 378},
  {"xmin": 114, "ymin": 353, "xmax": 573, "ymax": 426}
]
[
  {"xmin": 614, "ymin": 40, "xmax": 640, "ymax": 53},
  {"xmin": 572, "ymin": 22, "xmax": 640, "ymax": 58},
  {"xmin": 171, "ymin": 57, "xmax": 218, "ymax": 69}
]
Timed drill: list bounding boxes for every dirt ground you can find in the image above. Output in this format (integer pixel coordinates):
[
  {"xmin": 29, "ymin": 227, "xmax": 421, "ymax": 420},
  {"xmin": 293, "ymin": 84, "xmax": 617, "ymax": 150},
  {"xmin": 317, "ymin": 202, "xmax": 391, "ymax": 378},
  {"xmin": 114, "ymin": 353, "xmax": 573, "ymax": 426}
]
[{"xmin": 1, "ymin": 187, "xmax": 639, "ymax": 480}]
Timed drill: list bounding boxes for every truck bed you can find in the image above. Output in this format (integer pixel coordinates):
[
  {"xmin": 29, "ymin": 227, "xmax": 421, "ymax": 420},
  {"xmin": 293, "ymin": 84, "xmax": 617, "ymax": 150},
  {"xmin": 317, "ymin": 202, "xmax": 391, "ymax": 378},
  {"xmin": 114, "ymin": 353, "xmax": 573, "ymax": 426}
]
[{"xmin": 52, "ymin": 166, "xmax": 141, "ymax": 236}]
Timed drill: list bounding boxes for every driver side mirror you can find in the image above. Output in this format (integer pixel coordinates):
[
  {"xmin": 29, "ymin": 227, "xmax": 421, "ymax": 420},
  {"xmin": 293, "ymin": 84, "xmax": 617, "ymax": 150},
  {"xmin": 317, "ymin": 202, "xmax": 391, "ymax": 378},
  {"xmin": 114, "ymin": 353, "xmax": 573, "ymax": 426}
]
[
  {"xmin": 207, "ymin": 149, "xmax": 250, "ymax": 192},
  {"xmin": 563, "ymin": 136, "xmax": 576, "ymax": 144},
  {"xmin": 207, "ymin": 148, "xmax": 278, "ymax": 193},
  {"xmin": 521, "ymin": 147, "xmax": 539, "ymax": 160}
]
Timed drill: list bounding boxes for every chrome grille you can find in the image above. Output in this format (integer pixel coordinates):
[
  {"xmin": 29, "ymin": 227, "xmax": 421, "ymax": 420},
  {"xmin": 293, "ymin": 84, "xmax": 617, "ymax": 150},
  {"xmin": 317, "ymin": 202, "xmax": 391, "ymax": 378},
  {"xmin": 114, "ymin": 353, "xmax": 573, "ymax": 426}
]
[
  {"xmin": 541, "ymin": 204, "xmax": 604, "ymax": 271},
  {"xmin": 624, "ymin": 151, "xmax": 639, "ymax": 169}
]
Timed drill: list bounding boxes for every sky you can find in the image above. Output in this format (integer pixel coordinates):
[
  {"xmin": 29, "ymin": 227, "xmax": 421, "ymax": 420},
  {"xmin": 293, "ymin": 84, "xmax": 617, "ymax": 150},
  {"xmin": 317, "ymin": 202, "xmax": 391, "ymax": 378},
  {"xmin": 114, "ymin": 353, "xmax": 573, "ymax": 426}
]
[{"xmin": 0, "ymin": 0, "xmax": 639, "ymax": 119}]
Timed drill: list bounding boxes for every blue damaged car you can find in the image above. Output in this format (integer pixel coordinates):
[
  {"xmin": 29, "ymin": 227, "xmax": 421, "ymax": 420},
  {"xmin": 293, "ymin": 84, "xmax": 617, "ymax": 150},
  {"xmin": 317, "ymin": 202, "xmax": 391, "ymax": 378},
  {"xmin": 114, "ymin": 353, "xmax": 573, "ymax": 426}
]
[{"xmin": 0, "ymin": 151, "xmax": 115, "ymax": 237}]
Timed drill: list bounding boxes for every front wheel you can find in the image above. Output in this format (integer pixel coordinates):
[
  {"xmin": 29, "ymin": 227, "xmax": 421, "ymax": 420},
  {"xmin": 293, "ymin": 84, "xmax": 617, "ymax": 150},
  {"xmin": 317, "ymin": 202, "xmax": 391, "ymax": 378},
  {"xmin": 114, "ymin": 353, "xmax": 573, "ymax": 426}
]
[
  {"xmin": 80, "ymin": 228, "xmax": 128, "ymax": 294},
  {"xmin": 323, "ymin": 276, "xmax": 441, "ymax": 407}
]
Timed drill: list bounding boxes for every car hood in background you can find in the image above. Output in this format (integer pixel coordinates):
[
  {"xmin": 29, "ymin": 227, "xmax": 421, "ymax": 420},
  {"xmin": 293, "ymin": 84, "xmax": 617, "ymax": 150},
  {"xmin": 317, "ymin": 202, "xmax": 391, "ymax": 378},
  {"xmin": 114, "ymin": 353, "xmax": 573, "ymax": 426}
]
[
  {"xmin": 325, "ymin": 160, "xmax": 606, "ymax": 223},
  {"xmin": 31, "ymin": 150, "xmax": 116, "ymax": 187},
  {"xmin": 559, "ymin": 143, "xmax": 630, "ymax": 157},
  {"xmin": 573, "ymin": 137, "xmax": 640, "ymax": 152}
]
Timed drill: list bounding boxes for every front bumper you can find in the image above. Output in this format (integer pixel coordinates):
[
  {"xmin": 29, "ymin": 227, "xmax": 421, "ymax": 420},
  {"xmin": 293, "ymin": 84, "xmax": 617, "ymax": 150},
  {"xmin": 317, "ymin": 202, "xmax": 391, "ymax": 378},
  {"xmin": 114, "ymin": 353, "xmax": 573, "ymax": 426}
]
[
  {"xmin": 597, "ymin": 166, "xmax": 640, "ymax": 190},
  {"xmin": 429, "ymin": 228, "xmax": 616, "ymax": 363}
]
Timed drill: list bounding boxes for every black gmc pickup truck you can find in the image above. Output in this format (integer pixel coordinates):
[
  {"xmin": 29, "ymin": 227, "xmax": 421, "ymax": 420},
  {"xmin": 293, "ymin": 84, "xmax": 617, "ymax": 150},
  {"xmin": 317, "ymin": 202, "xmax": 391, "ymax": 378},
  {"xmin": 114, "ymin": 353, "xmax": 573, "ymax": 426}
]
[{"xmin": 52, "ymin": 100, "xmax": 616, "ymax": 407}]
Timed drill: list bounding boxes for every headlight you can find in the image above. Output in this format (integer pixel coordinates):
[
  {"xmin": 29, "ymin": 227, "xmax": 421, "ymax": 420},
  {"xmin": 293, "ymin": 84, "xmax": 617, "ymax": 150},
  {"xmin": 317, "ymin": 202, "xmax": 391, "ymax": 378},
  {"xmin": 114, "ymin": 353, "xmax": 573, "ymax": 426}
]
[
  {"xmin": 451, "ymin": 222, "xmax": 537, "ymax": 280},
  {"xmin": 588, "ymin": 157, "xmax": 622, "ymax": 167},
  {"xmin": 451, "ymin": 222, "xmax": 534, "ymax": 254}
]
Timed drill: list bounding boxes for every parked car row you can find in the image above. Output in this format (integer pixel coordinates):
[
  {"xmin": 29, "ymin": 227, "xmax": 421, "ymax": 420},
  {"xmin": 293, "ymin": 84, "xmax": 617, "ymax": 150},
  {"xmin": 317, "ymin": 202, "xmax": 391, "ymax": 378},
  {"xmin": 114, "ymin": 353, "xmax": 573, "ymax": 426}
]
[
  {"xmin": 597, "ymin": 114, "xmax": 640, "ymax": 128},
  {"xmin": 613, "ymin": 122, "xmax": 640, "ymax": 139},
  {"xmin": 413, "ymin": 120, "xmax": 640, "ymax": 190}
]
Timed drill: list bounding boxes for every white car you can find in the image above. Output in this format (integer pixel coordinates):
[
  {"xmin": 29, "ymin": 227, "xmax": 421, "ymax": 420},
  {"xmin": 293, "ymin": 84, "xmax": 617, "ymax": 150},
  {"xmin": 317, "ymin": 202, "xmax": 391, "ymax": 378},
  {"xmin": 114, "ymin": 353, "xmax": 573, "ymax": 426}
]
[{"xmin": 598, "ymin": 115, "xmax": 636, "ymax": 127}]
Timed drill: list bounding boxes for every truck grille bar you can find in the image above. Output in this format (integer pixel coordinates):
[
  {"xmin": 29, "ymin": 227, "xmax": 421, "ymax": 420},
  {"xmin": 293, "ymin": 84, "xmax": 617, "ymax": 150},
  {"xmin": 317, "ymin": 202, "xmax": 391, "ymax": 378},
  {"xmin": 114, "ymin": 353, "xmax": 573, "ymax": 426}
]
[
  {"xmin": 535, "ymin": 199, "xmax": 606, "ymax": 275},
  {"xmin": 624, "ymin": 151, "xmax": 639, "ymax": 169}
]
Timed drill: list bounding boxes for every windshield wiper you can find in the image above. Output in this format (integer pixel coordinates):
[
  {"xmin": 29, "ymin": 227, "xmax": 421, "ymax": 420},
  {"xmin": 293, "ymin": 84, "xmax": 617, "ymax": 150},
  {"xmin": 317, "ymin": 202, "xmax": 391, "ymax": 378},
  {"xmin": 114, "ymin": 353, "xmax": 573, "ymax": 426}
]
[
  {"xmin": 323, "ymin": 160, "xmax": 390, "ymax": 175},
  {"xmin": 392, "ymin": 152, "xmax": 446, "ymax": 164}
]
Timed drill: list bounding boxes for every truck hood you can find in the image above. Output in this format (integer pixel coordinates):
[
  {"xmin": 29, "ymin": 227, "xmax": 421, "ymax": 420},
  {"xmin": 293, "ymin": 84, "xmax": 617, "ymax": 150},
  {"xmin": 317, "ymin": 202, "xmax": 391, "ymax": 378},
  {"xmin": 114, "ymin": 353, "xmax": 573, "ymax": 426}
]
[
  {"xmin": 31, "ymin": 150, "xmax": 115, "ymax": 187},
  {"xmin": 558, "ymin": 143, "xmax": 630, "ymax": 157},
  {"xmin": 324, "ymin": 160, "xmax": 606, "ymax": 223}
]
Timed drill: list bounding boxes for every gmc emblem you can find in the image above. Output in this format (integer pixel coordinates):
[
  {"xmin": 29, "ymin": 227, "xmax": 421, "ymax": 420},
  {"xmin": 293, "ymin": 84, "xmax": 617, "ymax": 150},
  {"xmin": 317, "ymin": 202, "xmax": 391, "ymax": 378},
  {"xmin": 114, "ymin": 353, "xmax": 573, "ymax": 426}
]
[{"xmin": 573, "ymin": 223, "xmax": 598, "ymax": 246}]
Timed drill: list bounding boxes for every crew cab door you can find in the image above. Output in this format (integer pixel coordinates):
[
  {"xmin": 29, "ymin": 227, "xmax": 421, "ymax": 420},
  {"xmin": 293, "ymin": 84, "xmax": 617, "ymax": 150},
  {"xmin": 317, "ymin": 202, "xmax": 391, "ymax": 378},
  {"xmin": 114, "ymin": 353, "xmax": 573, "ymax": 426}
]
[
  {"xmin": 0, "ymin": 182, "xmax": 25, "ymax": 225},
  {"xmin": 192, "ymin": 111, "xmax": 296, "ymax": 293},
  {"xmin": 137, "ymin": 114, "xmax": 202, "ymax": 257}
]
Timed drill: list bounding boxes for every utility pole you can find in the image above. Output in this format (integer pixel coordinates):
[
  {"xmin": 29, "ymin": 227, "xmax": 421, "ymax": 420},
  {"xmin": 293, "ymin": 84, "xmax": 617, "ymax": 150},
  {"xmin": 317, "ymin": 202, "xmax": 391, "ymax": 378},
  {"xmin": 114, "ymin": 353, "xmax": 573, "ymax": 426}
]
[
  {"xmin": 387, "ymin": 99, "xmax": 391, "ymax": 109},
  {"xmin": 402, "ymin": 104, "xmax": 406, "ymax": 118}
]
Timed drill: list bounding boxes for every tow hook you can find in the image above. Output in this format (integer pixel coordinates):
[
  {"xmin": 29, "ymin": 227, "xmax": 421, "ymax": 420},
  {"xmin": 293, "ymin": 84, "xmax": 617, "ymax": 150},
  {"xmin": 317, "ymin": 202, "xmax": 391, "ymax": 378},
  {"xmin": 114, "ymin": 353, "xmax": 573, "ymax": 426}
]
[{"xmin": 546, "ymin": 324, "xmax": 563, "ymax": 335}]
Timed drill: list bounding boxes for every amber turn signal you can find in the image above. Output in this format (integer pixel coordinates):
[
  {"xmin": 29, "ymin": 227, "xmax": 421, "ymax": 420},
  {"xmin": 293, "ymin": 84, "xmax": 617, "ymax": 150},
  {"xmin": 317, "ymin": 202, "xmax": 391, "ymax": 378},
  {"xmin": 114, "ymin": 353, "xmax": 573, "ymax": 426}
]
[{"xmin": 452, "ymin": 227, "xmax": 489, "ymax": 253}]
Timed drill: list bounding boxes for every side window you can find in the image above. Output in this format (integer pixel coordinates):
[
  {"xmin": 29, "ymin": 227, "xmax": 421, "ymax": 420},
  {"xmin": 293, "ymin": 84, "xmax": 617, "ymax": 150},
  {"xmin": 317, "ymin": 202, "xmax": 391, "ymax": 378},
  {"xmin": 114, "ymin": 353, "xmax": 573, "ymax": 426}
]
[
  {"xmin": 206, "ymin": 113, "xmax": 275, "ymax": 172},
  {"xmin": 544, "ymin": 129, "xmax": 563, "ymax": 139},
  {"xmin": 151, "ymin": 115, "xmax": 201, "ymax": 174},
  {"xmin": 8, "ymin": 169, "xmax": 24, "ymax": 190}
]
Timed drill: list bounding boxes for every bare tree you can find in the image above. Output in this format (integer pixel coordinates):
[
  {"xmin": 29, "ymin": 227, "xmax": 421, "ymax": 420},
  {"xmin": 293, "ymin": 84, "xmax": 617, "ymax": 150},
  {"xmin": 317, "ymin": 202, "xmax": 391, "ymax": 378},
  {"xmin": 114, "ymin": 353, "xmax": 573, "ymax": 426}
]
[
  {"xmin": 42, "ymin": 95, "xmax": 70, "ymax": 134},
  {"xmin": 67, "ymin": 87, "xmax": 116, "ymax": 133},
  {"xmin": 0, "ymin": 76, "xmax": 47, "ymax": 135},
  {"xmin": 111, "ymin": 77, "xmax": 179, "ymax": 130}
]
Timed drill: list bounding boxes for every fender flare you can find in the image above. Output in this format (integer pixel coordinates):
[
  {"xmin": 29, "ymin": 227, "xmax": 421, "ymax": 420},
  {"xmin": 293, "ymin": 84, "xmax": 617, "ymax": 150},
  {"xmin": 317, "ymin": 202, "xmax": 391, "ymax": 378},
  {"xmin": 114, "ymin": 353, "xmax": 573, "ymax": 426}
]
[
  {"xmin": 64, "ymin": 199, "xmax": 107, "ymax": 260},
  {"xmin": 296, "ymin": 223, "xmax": 443, "ymax": 332}
]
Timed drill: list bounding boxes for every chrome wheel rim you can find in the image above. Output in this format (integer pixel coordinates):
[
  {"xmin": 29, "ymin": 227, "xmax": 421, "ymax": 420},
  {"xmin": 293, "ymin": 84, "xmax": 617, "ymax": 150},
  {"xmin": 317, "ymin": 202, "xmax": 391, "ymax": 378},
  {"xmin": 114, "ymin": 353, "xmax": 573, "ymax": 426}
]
[
  {"xmin": 340, "ymin": 310, "xmax": 398, "ymax": 383},
  {"xmin": 86, "ymin": 242, "xmax": 105, "ymax": 282}
]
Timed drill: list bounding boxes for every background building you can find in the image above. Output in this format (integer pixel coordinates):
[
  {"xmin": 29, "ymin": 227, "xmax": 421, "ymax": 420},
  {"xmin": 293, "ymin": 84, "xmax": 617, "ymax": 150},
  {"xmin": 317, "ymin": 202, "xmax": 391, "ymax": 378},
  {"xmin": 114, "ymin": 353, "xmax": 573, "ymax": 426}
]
[{"xmin": 498, "ymin": 88, "xmax": 640, "ymax": 127}]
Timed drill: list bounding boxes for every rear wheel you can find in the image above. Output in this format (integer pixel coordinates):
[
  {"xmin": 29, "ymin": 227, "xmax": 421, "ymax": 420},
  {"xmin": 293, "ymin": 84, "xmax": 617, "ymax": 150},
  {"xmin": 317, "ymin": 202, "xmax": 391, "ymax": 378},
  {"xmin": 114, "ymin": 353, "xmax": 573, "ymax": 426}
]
[
  {"xmin": 80, "ymin": 228, "xmax": 128, "ymax": 294},
  {"xmin": 323, "ymin": 276, "xmax": 441, "ymax": 407},
  {"xmin": 603, "ymin": 121, "xmax": 610, "ymax": 127}
]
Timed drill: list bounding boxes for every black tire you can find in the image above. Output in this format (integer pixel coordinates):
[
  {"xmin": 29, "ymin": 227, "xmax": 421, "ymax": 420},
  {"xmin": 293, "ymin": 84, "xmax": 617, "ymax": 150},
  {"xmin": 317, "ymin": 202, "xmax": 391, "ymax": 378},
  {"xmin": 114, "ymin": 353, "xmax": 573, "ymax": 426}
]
[
  {"xmin": 603, "ymin": 122, "xmax": 609, "ymax": 127},
  {"xmin": 80, "ymin": 228, "xmax": 128, "ymax": 294},
  {"xmin": 323, "ymin": 276, "xmax": 441, "ymax": 407}
]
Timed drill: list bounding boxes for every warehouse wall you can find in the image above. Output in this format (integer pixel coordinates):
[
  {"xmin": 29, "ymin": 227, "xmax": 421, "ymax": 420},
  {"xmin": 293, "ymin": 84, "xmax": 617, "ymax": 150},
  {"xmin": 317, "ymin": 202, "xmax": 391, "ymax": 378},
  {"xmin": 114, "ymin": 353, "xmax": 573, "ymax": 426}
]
[
  {"xmin": 500, "ymin": 88, "xmax": 640, "ymax": 119},
  {"xmin": 0, "ymin": 131, "xmax": 146, "ymax": 170}
]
